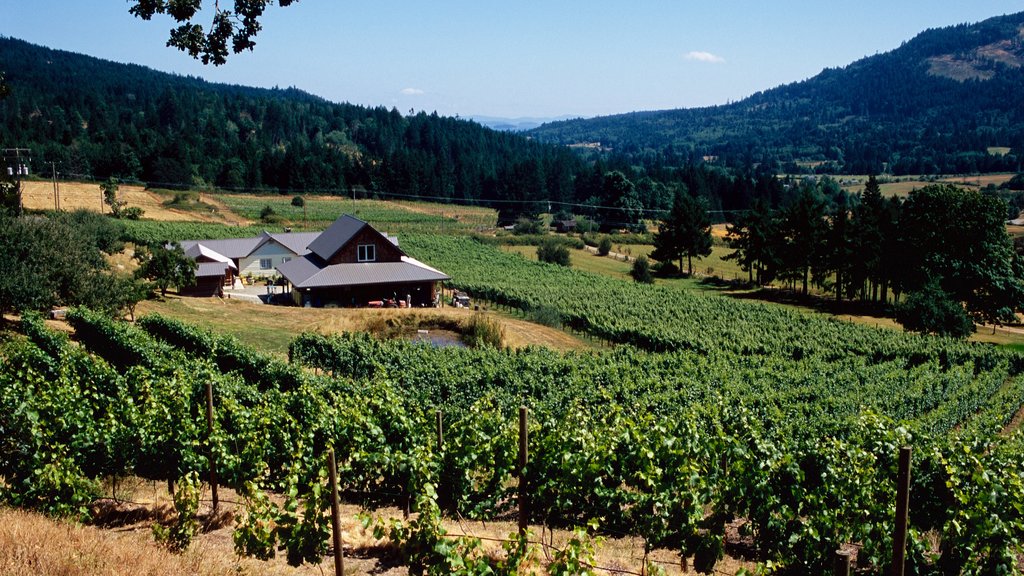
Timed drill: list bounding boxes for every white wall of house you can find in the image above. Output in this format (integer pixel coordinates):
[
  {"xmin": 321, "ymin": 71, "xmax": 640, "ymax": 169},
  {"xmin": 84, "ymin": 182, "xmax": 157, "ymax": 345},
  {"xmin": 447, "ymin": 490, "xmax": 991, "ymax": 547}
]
[{"xmin": 239, "ymin": 241, "xmax": 298, "ymax": 278}]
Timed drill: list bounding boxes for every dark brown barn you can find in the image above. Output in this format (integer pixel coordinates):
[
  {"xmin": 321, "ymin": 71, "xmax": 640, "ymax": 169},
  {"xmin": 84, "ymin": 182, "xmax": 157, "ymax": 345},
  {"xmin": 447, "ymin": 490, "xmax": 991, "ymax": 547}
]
[{"xmin": 277, "ymin": 214, "xmax": 449, "ymax": 307}]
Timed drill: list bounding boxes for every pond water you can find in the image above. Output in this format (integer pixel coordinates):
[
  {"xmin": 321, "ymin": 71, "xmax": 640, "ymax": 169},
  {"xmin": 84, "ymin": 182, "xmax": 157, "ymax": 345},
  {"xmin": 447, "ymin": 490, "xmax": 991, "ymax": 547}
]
[{"xmin": 411, "ymin": 329, "xmax": 467, "ymax": 348}]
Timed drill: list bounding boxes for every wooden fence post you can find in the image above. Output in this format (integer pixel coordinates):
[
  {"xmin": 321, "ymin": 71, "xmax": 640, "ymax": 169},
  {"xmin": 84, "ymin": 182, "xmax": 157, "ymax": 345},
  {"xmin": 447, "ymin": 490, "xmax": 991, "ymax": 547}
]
[
  {"xmin": 436, "ymin": 410, "xmax": 444, "ymax": 449},
  {"xmin": 834, "ymin": 549, "xmax": 852, "ymax": 576},
  {"xmin": 518, "ymin": 406, "xmax": 529, "ymax": 536},
  {"xmin": 328, "ymin": 448, "xmax": 345, "ymax": 576},
  {"xmin": 891, "ymin": 446, "xmax": 912, "ymax": 576},
  {"xmin": 205, "ymin": 381, "xmax": 218, "ymax": 512}
]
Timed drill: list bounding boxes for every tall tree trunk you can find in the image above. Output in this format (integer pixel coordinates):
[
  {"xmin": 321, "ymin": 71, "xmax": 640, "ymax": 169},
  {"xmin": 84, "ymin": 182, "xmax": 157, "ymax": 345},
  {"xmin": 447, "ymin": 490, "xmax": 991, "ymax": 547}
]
[{"xmin": 688, "ymin": 253, "xmax": 693, "ymax": 276}]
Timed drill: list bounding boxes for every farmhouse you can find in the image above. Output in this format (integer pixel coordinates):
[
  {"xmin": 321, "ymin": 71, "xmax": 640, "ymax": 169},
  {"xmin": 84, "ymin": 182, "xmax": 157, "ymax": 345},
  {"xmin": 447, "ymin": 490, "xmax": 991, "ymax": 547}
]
[
  {"xmin": 277, "ymin": 214, "xmax": 449, "ymax": 307},
  {"xmin": 178, "ymin": 215, "xmax": 449, "ymax": 305},
  {"xmin": 177, "ymin": 230, "xmax": 320, "ymax": 296}
]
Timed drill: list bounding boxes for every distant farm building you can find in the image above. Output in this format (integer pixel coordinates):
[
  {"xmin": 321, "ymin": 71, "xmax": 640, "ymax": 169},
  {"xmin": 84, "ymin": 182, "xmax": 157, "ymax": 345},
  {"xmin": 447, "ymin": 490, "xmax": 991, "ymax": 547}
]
[
  {"xmin": 551, "ymin": 219, "xmax": 577, "ymax": 233},
  {"xmin": 178, "ymin": 215, "xmax": 449, "ymax": 306}
]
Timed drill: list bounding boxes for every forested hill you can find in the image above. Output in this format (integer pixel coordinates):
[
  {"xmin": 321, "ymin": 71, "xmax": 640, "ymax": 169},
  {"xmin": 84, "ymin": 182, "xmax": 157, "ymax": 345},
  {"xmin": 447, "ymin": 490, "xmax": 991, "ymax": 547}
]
[
  {"xmin": 529, "ymin": 12, "xmax": 1024, "ymax": 175},
  {"xmin": 0, "ymin": 37, "xmax": 580, "ymax": 206}
]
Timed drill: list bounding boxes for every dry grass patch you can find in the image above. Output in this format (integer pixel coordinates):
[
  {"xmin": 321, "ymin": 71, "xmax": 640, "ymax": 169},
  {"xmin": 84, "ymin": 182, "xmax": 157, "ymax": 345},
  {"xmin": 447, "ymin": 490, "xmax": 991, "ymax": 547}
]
[
  {"xmin": 135, "ymin": 295, "xmax": 591, "ymax": 356},
  {"xmin": 940, "ymin": 173, "xmax": 1016, "ymax": 188},
  {"xmin": 19, "ymin": 181, "xmax": 244, "ymax": 223},
  {"xmin": 0, "ymin": 505, "xmax": 250, "ymax": 576}
]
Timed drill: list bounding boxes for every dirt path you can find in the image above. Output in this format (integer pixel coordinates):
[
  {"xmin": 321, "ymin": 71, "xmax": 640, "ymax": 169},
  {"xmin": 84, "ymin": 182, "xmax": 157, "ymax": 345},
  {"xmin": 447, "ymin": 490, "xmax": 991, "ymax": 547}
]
[{"xmin": 1004, "ymin": 401, "xmax": 1024, "ymax": 436}]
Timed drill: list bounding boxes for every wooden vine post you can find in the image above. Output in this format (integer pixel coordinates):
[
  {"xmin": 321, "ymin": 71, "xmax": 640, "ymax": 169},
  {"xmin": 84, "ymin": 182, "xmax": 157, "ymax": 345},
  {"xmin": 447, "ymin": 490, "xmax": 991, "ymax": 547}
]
[
  {"xmin": 436, "ymin": 409, "xmax": 444, "ymax": 450},
  {"xmin": 205, "ymin": 381, "xmax": 218, "ymax": 512},
  {"xmin": 518, "ymin": 405, "xmax": 529, "ymax": 536},
  {"xmin": 891, "ymin": 446, "xmax": 912, "ymax": 576},
  {"xmin": 834, "ymin": 549, "xmax": 852, "ymax": 576},
  {"xmin": 328, "ymin": 448, "xmax": 345, "ymax": 576}
]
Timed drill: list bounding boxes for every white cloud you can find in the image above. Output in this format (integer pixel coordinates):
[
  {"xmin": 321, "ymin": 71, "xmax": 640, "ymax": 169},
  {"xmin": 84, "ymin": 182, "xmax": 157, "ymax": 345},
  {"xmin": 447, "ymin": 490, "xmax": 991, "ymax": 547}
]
[
  {"xmin": 684, "ymin": 51, "xmax": 725, "ymax": 64},
  {"xmin": 401, "ymin": 88, "xmax": 425, "ymax": 95}
]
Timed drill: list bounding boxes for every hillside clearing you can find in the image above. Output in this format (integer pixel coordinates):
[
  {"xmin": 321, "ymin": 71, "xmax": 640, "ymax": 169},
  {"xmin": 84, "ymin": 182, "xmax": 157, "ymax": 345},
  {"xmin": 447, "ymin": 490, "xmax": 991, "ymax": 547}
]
[{"xmin": 19, "ymin": 181, "xmax": 242, "ymax": 223}]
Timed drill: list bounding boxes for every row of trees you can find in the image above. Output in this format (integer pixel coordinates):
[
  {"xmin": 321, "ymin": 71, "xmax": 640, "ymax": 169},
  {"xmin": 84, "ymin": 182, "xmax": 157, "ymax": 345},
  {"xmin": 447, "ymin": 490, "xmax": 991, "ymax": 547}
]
[{"xmin": 721, "ymin": 178, "xmax": 1024, "ymax": 335}]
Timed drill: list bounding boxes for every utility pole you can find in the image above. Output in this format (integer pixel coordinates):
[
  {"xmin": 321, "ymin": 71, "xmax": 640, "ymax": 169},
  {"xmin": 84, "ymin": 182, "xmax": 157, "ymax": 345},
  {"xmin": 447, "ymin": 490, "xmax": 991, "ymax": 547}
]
[
  {"xmin": 2, "ymin": 148, "xmax": 32, "ymax": 215},
  {"xmin": 51, "ymin": 161, "xmax": 60, "ymax": 211}
]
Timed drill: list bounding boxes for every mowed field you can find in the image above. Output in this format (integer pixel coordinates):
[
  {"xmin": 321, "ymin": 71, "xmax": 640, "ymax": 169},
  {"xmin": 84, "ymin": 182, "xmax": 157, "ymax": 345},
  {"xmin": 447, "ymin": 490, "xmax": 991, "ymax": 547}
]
[
  {"xmin": 835, "ymin": 173, "xmax": 1017, "ymax": 197},
  {"xmin": 19, "ymin": 181, "xmax": 243, "ymax": 224}
]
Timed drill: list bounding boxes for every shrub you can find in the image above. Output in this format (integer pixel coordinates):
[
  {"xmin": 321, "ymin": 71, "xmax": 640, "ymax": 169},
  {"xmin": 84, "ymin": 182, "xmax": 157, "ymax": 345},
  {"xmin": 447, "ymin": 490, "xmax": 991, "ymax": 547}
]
[
  {"xmin": 120, "ymin": 206, "xmax": 144, "ymax": 220},
  {"xmin": 462, "ymin": 313, "xmax": 505, "ymax": 348},
  {"xmin": 527, "ymin": 304, "xmax": 563, "ymax": 329},
  {"xmin": 537, "ymin": 239, "xmax": 571, "ymax": 267},
  {"xmin": 513, "ymin": 217, "xmax": 544, "ymax": 235},
  {"xmin": 630, "ymin": 256, "xmax": 654, "ymax": 284},
  {"xmin": 259, "ymin": 205, "xmax": 280, "ymax": 223},
  {"xmin": 653, "ymin": 259, "xmax": 680, "ymax": 277},
  {"xmin": 597, "ymin": 237, "xmax": 613, "ymax": 256}
]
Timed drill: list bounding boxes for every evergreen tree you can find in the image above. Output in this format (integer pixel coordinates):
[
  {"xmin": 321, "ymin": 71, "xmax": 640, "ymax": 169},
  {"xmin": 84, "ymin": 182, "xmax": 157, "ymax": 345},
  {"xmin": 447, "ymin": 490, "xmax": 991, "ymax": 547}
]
[
  {"xmin": 847, "ymin": 175, "xmax": 885, "ymax": 300},
  {"xmin": 652, "ymin": 185, "xmax": 713, "ymax": 276},
  {"xmin": 820, "ymin": 192, "xmax": 851, "ymax": 302},
  {"xmin": 778, "ymin": 184, "xmax": 828, "ymax": 295},
  {"xmin": 725, "ymin": 199, "xmax": 779, "ymax": 285}
]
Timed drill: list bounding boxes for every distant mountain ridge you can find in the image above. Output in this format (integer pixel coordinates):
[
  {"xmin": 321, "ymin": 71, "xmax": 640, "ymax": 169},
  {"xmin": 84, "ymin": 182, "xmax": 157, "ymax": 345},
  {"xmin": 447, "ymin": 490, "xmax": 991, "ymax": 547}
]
[
  {"xmin": 471, "ymin": 115, "xmax": 582, "ymax": 132},
  {"xmin": 528, "ymin": 12, "xmax": 1024, "ymax": 175}
]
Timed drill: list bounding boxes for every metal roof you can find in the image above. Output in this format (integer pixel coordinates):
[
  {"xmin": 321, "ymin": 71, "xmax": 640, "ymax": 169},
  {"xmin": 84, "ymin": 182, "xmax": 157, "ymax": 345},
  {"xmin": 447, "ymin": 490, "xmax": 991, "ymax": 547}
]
[
  {"xmin": 179, "ymin": 237, "xmax": 261, "ymax": 260},
  {"xmin": 196, "ymin": 262, "xmax": 233, "ymax": 278},
  {"xmin": 179, "ymin": 231, "xmax": 321, "ymax": 261},
  {"xmin": 279, "ymin": 255, "xmax": 449, "ymax": 289},
  {"xmin": 276, "ymin": 255, "xmax": 323, "ymax": 286},
  {"xmin": 184, "ymin": 243, "xmax": 237, "ymax": 268},
  {"xmin": 306, "ymin": 214, "xmax": 368, "ymax": 261},
  {"xmin": 270, "ymin": 232, "xmax": 321, "ymax": 255}
]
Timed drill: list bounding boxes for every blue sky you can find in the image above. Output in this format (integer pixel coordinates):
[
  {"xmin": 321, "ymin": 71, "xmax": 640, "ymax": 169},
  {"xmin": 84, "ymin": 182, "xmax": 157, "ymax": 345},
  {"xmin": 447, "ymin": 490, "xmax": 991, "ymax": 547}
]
[{"xmin": 1, "ymin": 1, "xmax": 1021, "ymax": 118}]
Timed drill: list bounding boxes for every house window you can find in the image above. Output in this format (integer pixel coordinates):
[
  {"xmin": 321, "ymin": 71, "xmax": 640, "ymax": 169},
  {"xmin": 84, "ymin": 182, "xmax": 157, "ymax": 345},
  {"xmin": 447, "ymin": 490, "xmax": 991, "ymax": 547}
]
[
  {"xmin": 282, "ymin": 257, "xmax": 291, "ymax": 263},
  {"xmin": 259, "ymin": 258, "xmax": 273, "ymax": 270},
  {"xmin": 357, "ymin": 244, "xmax": 376, "ymax": 262}
]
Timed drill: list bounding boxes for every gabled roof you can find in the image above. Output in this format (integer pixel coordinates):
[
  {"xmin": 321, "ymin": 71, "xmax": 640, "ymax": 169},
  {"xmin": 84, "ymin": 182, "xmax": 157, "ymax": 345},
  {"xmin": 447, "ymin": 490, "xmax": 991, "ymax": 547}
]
[
  {"xmin": 179, "ymin": 231, "xmax": 321, "ymax": 261},
  {"xmin": 277, "ymin": 255, "xmax": 449, "ymax": 289},
  {"xmin": 306, "ymin": 214, "xmax": 405, "ymax": 261},
  {"xmin": 306, "ymin": 214, "xmax": 367, "ymax": 261},
  {"xmin": 184, "ymin": 243, "xmax": 237, "ymax": 269},
  {"xmin": 269, "ymin": 231, "xmax": 321, "ymax": 255},
  {"xmin": 179, "ymin": 237, "xmax": 262, "ymax": 260}
]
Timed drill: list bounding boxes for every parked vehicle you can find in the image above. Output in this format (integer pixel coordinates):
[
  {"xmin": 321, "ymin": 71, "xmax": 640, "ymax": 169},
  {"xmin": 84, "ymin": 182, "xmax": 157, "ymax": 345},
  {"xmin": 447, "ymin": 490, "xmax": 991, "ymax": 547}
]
[{"xmin": 452, "ymin": 291, "xmax": 471, "ymax": 308}]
